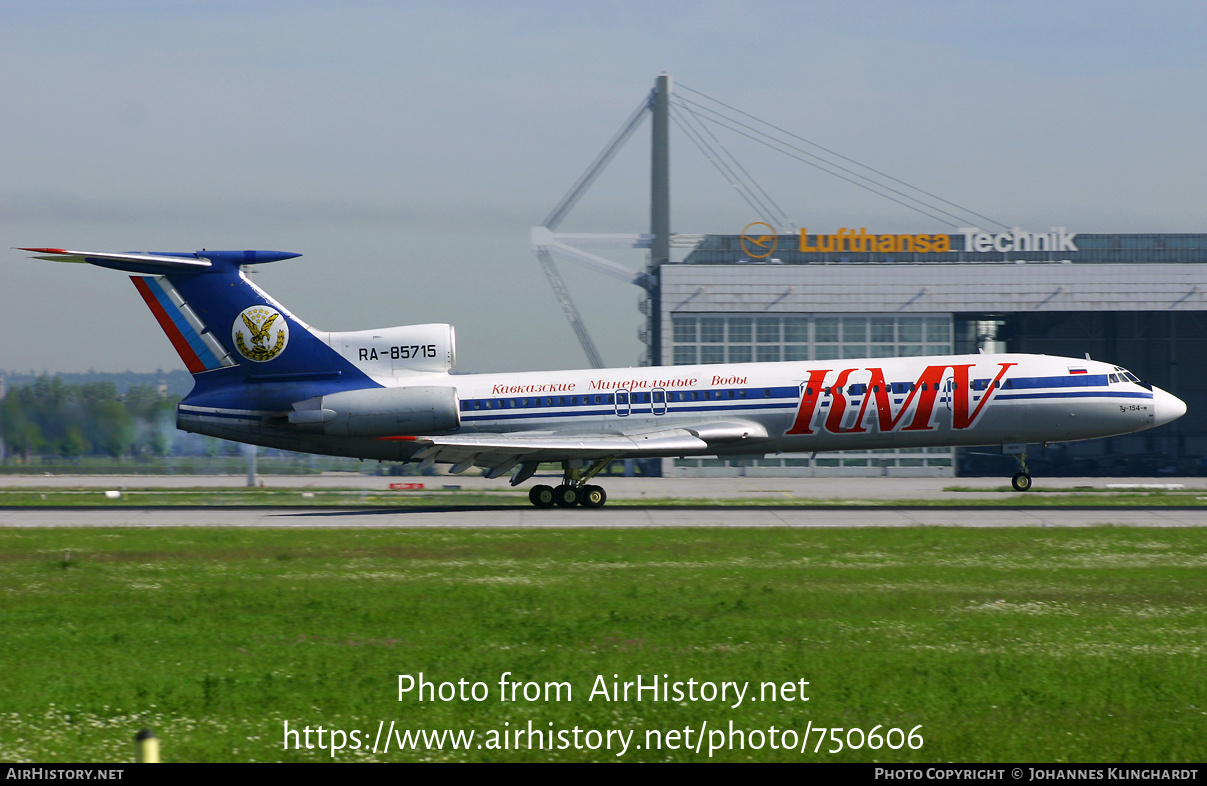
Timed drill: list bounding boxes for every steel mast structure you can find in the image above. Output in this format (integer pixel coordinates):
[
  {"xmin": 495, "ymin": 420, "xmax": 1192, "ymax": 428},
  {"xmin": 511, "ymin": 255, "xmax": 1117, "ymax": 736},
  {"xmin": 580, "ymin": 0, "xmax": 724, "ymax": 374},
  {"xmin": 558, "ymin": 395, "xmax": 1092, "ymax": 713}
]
[{"xmin": 532, "ymin": 74, "xmax": 685, "ymax": 368}]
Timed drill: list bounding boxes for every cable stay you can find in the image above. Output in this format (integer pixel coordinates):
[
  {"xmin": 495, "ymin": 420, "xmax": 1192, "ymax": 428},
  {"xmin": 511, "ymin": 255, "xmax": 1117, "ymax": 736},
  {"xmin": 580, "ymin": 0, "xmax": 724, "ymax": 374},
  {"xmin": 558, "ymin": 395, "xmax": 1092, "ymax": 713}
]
[
  {"xmin": 671, "ymin": 104, "xmax": 793, "ymax": 230},
  {"xmin": 683, "ymin": 104, "xmax": 796, "ymax": 230},
  {"xmin": 674, "ymin": 96, "xmax": 971, "ymax": 229},
  {"xmin": 670, "ymin": 105, "xmax": 780, "ymax": 227},
  {"xmin": 675, "ymin": 83, "xmax": 1010, "ymax": 231}
]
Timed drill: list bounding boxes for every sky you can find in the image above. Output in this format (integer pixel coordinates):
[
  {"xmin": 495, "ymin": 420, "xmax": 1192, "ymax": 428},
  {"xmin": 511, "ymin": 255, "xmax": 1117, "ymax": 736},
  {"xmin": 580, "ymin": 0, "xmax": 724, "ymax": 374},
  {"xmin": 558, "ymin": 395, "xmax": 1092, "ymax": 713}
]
[{"xmin": 2, "ymin": 0, "xmax": 1205, "ymax": 376}]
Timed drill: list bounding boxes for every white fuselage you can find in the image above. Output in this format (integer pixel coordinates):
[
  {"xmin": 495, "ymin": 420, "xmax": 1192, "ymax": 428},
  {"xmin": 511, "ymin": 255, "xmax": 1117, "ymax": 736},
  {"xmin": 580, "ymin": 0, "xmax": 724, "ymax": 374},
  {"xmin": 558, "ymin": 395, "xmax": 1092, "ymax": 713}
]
[
  {"xmin": 406, "ymin": 353, "xmax": 1174, "ymax": 454},
  {"xmin": 179, "ymin": 351, "xmax": 1184, "ymax": 464}
]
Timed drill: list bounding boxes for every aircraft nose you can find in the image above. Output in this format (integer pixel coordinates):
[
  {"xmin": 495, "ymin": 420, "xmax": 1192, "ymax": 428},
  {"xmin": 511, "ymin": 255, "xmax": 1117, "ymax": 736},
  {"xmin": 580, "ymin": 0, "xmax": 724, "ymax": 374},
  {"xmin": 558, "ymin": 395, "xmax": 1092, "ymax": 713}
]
[{"xmin": 1151, "ymin": 386, "xmax": 1187, "ymax": 427}]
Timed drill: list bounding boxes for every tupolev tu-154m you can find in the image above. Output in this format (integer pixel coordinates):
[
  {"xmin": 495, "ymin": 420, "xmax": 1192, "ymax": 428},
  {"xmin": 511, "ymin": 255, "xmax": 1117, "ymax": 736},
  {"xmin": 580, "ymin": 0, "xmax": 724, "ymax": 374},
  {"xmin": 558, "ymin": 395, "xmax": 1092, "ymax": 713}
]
[{"xmin": 20, "ymin": 247, "xmax": 1187, "ymax": 507}]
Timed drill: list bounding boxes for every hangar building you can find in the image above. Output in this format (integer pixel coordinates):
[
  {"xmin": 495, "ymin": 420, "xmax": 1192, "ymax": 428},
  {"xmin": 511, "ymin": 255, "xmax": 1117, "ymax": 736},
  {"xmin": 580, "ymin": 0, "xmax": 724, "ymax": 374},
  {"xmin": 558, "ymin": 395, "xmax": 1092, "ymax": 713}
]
[{"xmin": 645, "ymin": 229, "xmax": 1207, "ymax": 477}]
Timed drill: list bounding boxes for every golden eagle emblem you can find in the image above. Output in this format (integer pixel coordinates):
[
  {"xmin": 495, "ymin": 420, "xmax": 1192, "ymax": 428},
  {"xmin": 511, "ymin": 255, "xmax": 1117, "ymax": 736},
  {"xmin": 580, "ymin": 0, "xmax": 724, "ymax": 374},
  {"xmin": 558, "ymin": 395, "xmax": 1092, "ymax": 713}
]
[{"xmin": 232, "ymin": 305, "xmax": 289, "ymax": 362}]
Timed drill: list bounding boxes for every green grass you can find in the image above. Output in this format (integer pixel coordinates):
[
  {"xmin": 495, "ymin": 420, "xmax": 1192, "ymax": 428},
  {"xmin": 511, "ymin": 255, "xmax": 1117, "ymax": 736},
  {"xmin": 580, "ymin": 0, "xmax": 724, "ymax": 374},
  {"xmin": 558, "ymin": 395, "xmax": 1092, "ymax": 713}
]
[
  {"xmin": 4, "ymin": 486, "xmax": 1207, "ymax": 507},
  {"xmin": 0, "ymin": 527, "xmax": 1204, "ymax": 762}
]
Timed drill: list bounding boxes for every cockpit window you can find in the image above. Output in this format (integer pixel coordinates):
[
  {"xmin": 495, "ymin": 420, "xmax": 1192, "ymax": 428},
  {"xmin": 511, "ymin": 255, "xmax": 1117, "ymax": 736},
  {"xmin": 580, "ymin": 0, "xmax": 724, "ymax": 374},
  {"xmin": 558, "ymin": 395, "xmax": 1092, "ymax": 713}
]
[
  {"xmin": 1118, "ymin": 370, "xmax": 1152, "ymax": 390},
  {"xmin": 1109, "ymin": 373, "xmax": 1120, "ymax": 383}
]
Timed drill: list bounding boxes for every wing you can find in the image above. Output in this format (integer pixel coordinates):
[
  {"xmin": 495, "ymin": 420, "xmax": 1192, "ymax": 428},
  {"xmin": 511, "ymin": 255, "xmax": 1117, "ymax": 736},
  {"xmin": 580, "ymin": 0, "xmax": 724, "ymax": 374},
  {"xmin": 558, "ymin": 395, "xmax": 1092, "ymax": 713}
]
[
  {"xmin": 405, "ymin": 420, "xmax": 769, "ymax": 482},
  {"xmin": 259, "ymin": 313, "xmax": 278, "ymax": 337}
]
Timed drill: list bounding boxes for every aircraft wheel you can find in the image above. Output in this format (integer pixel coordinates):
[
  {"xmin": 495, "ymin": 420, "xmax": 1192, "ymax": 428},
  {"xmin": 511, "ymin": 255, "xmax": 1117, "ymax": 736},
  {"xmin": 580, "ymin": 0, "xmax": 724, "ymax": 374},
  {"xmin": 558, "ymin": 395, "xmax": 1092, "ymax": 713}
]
[
  {"xmin": 581, "ymin": 485, "xmax": 607, "ymax": 508},
  {"xmin": 553, "ymin": 485, "xmax": 580, "ymax": 507},
  {"xmin": 1011, "ymin": 472, "xmax": 1033, "ymax": 492},
  {"xmin": 529, "ymin": 484, "xmax": 556, "ymax": 508}
]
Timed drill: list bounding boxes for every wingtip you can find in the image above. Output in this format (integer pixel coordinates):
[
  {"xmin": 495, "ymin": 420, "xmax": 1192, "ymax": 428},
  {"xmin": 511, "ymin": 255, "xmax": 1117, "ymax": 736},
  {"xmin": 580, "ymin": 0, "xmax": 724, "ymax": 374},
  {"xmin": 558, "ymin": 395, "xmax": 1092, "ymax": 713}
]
[{"xmin": 17, "ymin": 247, "xmax": 70, "ymax": 254}]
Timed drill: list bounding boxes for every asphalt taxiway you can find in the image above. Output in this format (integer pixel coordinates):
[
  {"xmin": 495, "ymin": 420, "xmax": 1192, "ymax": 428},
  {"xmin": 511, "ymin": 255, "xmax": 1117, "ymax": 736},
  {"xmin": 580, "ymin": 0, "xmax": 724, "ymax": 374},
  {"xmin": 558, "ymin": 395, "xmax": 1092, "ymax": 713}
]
[{"xmin": 1, "ymin": 475, "xmax": 1205, "ymax": 527}]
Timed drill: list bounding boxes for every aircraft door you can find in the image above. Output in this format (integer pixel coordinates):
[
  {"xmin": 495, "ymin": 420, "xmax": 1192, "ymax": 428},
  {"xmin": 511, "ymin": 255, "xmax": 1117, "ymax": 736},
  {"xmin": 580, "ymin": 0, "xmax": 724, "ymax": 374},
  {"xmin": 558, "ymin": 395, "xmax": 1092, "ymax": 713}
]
[
  {"xmin": 615, "ymin": 390, "xmax": 631, "ymax": 417},
  {"xmin": 652, "ymin": 388, "xmax": 667, "ymax": 416},
  {"xmin": 941, "ymin": 373, "xmax": 956, "ymax": 413}
]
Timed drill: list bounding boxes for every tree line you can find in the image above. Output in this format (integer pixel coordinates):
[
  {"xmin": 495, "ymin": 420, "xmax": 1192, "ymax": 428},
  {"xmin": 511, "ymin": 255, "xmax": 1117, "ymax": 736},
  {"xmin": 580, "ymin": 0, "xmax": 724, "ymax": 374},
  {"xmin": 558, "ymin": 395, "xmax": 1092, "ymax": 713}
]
[{"xmin": 1, "ymin": 377, "xmax": 181, "ymax": 460}]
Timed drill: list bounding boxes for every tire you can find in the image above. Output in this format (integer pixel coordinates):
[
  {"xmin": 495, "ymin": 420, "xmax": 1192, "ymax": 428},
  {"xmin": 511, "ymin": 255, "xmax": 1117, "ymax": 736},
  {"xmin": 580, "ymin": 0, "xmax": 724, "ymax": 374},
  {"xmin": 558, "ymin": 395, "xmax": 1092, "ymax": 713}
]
[
  {"xmin": 529, "ymin": 484, "xmax": 556, "ymax": 508},
  {"xmin": 1011, "ymin": 472, "xmax": 1033, "ymax": 492},
  {"xmin": 581, "ymin": 485, "xmax": 607, "ymax": 508},
  {"xmin": 553, "ymin": 485, "xmax": 580, "ymax": 507}
]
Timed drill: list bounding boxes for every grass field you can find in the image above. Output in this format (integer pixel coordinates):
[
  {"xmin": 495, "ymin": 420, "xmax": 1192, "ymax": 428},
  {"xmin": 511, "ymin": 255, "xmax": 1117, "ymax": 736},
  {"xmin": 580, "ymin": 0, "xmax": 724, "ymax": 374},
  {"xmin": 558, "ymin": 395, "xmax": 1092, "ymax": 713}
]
[
  {"xmin": 1, "ymin": 527, "xmax": 1204, "ymax": 762},
  {"xmin": 4, "ymin": 485, "xmax": 1207, "ymax": 507}
]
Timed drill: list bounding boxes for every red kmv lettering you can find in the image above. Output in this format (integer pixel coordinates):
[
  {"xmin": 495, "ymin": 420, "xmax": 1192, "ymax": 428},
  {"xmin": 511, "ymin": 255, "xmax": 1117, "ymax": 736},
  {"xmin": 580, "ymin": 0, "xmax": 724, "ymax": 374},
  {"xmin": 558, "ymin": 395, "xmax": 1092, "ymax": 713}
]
[
  {"xmin": 784, "ymin": 369, "xmax": 832, "ymax": 435},
  {"xmin": 824, "ymin": 369, "xmax": 861, "ymax": 434},
  {"xmin": 785, "ymin": 362, "xmax": 1016, "ymax": 436}
]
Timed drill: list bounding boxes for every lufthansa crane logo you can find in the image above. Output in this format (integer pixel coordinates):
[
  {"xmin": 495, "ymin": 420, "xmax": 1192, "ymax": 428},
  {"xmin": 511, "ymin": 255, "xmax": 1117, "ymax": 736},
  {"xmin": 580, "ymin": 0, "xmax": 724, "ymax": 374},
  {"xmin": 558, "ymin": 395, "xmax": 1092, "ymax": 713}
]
[
  {"xmin": 233, "ymin": 305, "xmax": 289, "ymax": 362},
  {"xmin": 740, "ymin": 222, "xmax": 778, "ymax": 258}
]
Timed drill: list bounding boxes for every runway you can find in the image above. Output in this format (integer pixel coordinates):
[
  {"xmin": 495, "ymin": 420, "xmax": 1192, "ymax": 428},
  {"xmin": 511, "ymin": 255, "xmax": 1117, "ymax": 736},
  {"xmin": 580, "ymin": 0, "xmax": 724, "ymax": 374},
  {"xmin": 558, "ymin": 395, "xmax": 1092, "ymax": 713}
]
[
  {"xmin": 3, "ymin": 505, "xmax": 1207, "ymax": 528},
  {"xmin": 2, "ymin": 475, "xmax": 1205, "ymax": 527}
]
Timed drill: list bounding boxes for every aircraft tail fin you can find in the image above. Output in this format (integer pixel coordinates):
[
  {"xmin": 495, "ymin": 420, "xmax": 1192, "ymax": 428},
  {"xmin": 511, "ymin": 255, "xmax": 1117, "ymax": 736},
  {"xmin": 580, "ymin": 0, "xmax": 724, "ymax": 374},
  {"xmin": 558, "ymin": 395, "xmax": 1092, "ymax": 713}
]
[{"xmin": 18, "ymin": 248, "xmax": 366, "ymax": 390}]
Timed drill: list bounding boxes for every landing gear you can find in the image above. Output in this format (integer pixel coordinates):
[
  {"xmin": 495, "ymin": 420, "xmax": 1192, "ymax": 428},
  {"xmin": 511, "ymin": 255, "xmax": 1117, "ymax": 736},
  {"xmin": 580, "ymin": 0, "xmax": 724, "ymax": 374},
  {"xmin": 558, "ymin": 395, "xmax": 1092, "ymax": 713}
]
[
  {"xmin": 528, "ymin": 457, "xmax": 614, "ymax": 508},
  {"xmin": 581, "ymin": 485, "xmax": 607, "ymax": 508},
  {"xmin": 1008, "ymin": 448, "xmax": 1033, "ymax": 492},
  {"xmin": 529, "ymin": 484, "xmax": 556, "ymax": 508},
  {"xmin": 553, "ymin": 485, "xmax": 580, "ymax": 507}
]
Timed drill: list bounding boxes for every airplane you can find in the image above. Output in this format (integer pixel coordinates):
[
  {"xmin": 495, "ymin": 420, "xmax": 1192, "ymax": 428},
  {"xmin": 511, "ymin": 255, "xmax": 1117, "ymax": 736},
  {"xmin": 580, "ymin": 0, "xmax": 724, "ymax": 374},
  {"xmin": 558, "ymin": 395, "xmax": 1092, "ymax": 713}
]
[{"xmin": 19, "ymin": 247, "xmax": 1187, "ymax": 506}]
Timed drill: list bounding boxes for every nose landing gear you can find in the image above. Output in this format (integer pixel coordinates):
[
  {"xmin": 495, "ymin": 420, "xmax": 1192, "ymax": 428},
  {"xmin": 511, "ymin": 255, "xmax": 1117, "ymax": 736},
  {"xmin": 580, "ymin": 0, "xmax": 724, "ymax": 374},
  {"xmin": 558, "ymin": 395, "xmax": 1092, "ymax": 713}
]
[
  {"xmin": 1009, "ymin": 449, "xmax": 1033, "ymax": 492},
  {"xmin": 528, "ymin": 457, "xmax": 614, "ymax": 508}
]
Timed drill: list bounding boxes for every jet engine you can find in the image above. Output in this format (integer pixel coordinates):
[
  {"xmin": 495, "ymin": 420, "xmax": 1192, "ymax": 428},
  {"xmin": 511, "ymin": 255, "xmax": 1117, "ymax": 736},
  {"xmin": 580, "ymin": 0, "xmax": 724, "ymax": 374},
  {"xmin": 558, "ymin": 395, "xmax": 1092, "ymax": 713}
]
[{"xmin": 288, "ymin": 385, "xmax": 460, "ymax": 436}]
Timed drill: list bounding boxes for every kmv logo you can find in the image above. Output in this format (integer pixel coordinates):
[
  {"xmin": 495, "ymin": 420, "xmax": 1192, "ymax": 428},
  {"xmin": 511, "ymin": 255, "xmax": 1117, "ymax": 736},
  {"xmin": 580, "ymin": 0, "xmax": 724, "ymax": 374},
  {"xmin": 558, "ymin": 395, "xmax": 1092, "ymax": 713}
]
[
  {"xmin": 785, "ymin": 362, "xmax": 1016, "ymax": 436},
  {"xmin": 233, "ymin": 305, "xmax": 289, "ymax": 362}
]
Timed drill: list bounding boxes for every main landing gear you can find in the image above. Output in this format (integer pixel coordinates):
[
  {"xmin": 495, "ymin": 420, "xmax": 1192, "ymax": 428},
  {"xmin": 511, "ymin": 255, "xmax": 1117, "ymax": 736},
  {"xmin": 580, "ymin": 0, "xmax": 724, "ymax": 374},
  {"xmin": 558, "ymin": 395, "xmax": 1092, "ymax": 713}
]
[{"xmin": 528, "ymin": 457, "xmax": 613, "ymax": 508}]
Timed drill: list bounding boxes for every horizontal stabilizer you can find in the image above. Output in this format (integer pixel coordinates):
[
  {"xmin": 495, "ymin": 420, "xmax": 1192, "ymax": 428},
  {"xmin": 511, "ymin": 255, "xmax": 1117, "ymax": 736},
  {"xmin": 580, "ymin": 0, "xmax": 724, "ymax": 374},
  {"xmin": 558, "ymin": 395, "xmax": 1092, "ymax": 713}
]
[
  {"xmin": 18, "ymin": 248, "xmax": 300, "ymax": 276},
  {"xmin": 19, "ymin": 248, "xmax": 212, "ymax": 274}
]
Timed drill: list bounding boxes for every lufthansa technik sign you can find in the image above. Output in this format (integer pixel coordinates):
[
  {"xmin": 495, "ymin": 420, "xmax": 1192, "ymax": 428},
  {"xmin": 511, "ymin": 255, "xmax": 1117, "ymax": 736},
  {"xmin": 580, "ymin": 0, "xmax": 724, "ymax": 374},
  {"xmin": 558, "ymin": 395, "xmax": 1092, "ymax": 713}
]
[{"xmin": 794, "ymin": 226, "xmax": 1078, "ymax": 254}]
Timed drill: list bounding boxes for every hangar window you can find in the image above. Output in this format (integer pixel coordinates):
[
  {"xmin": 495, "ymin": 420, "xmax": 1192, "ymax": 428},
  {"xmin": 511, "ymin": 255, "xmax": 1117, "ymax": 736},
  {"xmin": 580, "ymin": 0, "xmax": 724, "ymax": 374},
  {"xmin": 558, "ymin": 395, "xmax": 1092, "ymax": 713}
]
[
  {"xmin": 672, "ymin": 314, "xmax": 952, "ymax": 365},
  {"xmin": 728, "ymin": 346, "xmax": 753, "ymax": 363}
]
